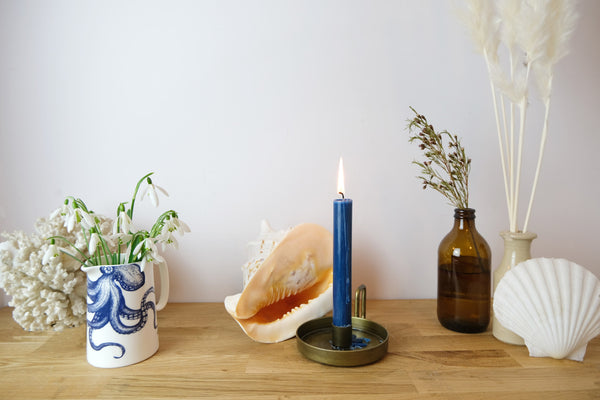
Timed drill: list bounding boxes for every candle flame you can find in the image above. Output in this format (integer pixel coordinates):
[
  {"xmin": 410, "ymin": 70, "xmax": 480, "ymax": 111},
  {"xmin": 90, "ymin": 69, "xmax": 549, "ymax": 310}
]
[{"xmin": 337, "ymin": 157, "xmax": 345, "ymax": 197}]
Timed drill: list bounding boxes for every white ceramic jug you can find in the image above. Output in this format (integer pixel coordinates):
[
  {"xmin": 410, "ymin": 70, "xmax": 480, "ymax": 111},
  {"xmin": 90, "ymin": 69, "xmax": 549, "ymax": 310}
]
[{"xmin": 83, "ymin": 260, "xmax": 169, "ymax": 368}]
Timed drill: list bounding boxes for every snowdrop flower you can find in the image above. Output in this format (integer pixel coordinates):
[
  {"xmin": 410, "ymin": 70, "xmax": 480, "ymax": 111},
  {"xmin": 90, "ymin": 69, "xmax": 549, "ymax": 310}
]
[
  {"xmin": 161, "ymin": 218, "xmax": 179, "ymax": 235},
  {"xmin": 64, "ymin": 207, "xmax": 77, "ymax": 232},
  {"xmin": 133, "ymin": 237, "xmax": 158, "ymax": 259},
  {"xmin": 156, "ymin": 225, "xmax": 179, "ymax": 251},
  {"xmin": 133, "ymin": 237, "xmax": 164, "ymax": 270},
  {"xmin": 49, "ymin": 204, "xmax": 68, "ymax": 220},
  {"xmin": 80, "ymin": 211, "xmax": 96, "ymax": 230},
  {"xmin": 49, "ymin": 172, "xmax": 185, "ymax": 268},
  {"xmin": 42, "ymin": 243, "xmax": 63, "ymax": 265},
  {"xmin": 141, "ymin": 252, "xmax": 165, "ymax": 271},
  {"xmin": 88, "ymin": 232, "xmax": 101, "ymax": 256},
  {"xmin": 112, "ymin": 211, "xmax": 133, "ymax": 234},
  {"xmin": 65, "ymin": 206, "xmax": 95, "ymax": 232},
  {"xmin": 158, "ymin": 234, "xmax": 178, "ymax": 251},
  {"xmin": 141, "ymin": 179, "xmax": 169, "ymax": 207},
  {"xmin": 113, "ymin": 232, "xmax": 133, "ymax": 246},
  {"xmin": 155, "ymin": 216, "xmax": 190, "ymax": 250},
  {"xmin": 133, "ymin": 237, "xmax": 150, "ymax": 257},
  {"xmin": 172, "ymin": 217, "xmax": 191, "ymax": 235},
  {"xmin": 88, "ymin": 230, "xmax": 115, "ymax": 258}
]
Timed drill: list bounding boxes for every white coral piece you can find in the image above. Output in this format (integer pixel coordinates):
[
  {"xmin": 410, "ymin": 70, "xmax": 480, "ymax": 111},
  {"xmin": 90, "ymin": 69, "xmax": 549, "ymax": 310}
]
[{"xmin": 0, "ymin": 209, "xmax": 113, "ymax": 331}]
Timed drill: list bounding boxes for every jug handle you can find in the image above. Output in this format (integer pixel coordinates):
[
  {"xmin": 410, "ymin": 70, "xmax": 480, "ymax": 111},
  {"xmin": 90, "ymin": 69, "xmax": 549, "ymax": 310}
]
[{"xmin": 155, "ymin": 259, "xmax": 170, "ymax": 311}]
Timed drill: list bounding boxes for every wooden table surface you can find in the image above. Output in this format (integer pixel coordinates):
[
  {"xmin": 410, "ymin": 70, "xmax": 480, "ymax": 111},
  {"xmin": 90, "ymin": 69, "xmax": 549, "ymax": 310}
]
[{"xmin": 1, "ymin": 300, "xmax": 598, "ymax": 399}]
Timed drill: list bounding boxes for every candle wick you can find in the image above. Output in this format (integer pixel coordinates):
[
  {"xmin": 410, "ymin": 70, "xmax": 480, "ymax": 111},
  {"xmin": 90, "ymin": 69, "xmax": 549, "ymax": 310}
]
[{"xmin": 338, "ymin": 192, "xmax": 345, "ymax": 199}]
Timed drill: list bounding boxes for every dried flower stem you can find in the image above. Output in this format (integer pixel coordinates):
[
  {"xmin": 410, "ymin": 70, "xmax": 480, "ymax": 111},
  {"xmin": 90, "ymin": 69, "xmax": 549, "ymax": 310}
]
[
  {"xmin": 523, "ymin": 96, "xmax": 551, "ymax": 231},
  {"xmin": 407, "ymin": 107, "xmax": 471, "ymax": 209},
  {"xmin": 484, "ymin": 49, "xmax": 512, "ymax": 224}
]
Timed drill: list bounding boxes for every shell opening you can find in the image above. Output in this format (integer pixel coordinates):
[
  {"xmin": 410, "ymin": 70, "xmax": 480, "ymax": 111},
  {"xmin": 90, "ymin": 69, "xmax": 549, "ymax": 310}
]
[
  {"xmin": 224, "ymin": 222, "xmax": 334, "ymax": 343},
  {"xmin": 250, "ymin": 273, "xmax": 333, "ymax": 324}
]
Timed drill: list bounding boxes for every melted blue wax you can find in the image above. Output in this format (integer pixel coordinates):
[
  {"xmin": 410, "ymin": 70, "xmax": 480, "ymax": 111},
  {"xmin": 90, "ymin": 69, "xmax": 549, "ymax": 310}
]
[{"xmin": 330, "ymin": 334, "xmax": 371, "ymax": 350}]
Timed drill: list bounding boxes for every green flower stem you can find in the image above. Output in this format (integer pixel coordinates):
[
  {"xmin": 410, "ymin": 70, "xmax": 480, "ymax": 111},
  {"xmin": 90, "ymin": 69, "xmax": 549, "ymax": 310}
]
[
  {"xmin": 128, "ymin": 172, "xmax": 154, "ymax": 219},
  {"xmin": 63, "ymin": 250, "xmax": 88, "ymax": 267},
  {"xmin": 98, "ymin": 234, "xmax": 112, "ymax": 265},
  {"xmin": 47, "ymin": 172, "xmax": 186, "ymax": 269},
  {"xmin": 150, "ymin": 210, "xmax": 178, "ymax": 238},
  {"xmin": 81, "ymin": 228, "xmax": 92, "ymax": 263},
  {"xmin": 47, "ymin": 235, "xmax": 87, "ymax": 265},
  {"xmin": 115, "ymin": 202, "xmax": 126, "ymax": 232},
  {"xmin": 129, "ymin": 231, "xmax": 149, "ymax": 262}
]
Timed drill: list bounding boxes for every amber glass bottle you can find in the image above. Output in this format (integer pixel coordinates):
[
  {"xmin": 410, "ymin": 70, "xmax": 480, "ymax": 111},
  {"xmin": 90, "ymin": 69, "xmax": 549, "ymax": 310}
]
[{"xmin": 437, "ymin": 208, "xmax": 491, "ymax": 333}]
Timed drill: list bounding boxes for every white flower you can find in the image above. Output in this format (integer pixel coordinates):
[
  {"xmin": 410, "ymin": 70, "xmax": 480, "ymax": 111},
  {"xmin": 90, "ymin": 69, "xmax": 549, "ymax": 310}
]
[
  {"xmin": 133, "ymin": 237, "xmax": 158, "ymax": 258},
  {"xmin": 79, "ymin": 211, "xmax": 96, "ymax": 230},
  {"xmin": 133, "ymin": 237, "xmax": 164, "ymax": 270},
  {"xmin": 160, "ymin": 235, "xmax": 178, "ymax": 251},
  {"xmin": 64, "ymin": 208, "xmax": 77, "ymax": 232},
  {"xmin": 112, "ymin": 211, "xmax": 133, "ymax": 234},
  {"xmin": 162, "ymin": 218, "xmax": 178, "ymax": 234},
  {"xmin": 172, "ymin": 217, "xmax": 191, "ymax": 235},
  {"xmin": 112, "ymin": 232, "xmax": 133, "ymax": 246},
  {"xmin": 49, "ymin": 205, "xmax": 68, "ymax": 220},
  {"xmin": 155, "ymin": 217, "xmax": 189, "ymax": 251},
  {"xmin": 88, "ymin": 233, "xmax": 101, "ymax": 255},
  {"xmin": 141, "ymin": 183, "xmax": 169, "ymax": 207},
  {"xmin": 64, "ymin": 207, "xmax": 95, "ymax": 232},
  {"xmin": 156, "ymin": 229, "xmax": 179, "ymax": 251},
  {"xmin": 42, "ymin": 244, "xmax": 61, "ymax": 265},
  {"xmin": 133, "ymin": 238, "xmax": 148, "ymax": 256},
  {"xmin": 140, "ymin": 252, "xmax": 164, "ymax": 271},
  {"xmin": 145, "ymin": 250, "xmax": 165, "ymax": 264}
]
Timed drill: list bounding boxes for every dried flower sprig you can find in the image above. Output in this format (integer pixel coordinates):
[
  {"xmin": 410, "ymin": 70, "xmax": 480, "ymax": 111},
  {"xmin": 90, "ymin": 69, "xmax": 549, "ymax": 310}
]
[
  {"xmin": 459, "ymin": 0, "xmax": 578, "ymax": 232},
  {"xmin": 407, "ymin": 107, "xmax": 472, "ymax": 209},
  {"xmin": 48, "ymin": 172, "xmax": 190, "ymax": 269}
]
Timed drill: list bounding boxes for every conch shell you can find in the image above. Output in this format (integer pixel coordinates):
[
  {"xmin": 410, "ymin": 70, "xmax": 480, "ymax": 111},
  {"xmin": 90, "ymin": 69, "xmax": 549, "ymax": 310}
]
[{"xmin": 224, "ymin": 221, "xmax": 333, "ymax": 343}]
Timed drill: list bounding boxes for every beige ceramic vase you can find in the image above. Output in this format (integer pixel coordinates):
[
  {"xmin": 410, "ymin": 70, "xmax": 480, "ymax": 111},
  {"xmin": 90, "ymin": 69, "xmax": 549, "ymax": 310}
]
[{"xmin": 492, "ymin": 231, "xmax": 537, "ymax": 345}]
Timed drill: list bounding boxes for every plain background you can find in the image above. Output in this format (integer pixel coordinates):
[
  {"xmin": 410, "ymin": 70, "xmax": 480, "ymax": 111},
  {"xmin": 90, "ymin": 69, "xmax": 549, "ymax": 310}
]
[{"xmin": 1, "ymin": 0, "xmax": 599, "ymax": 307}]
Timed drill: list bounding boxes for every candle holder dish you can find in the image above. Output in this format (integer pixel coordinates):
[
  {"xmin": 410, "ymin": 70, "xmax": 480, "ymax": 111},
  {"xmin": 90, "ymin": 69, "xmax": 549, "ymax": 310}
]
[{"xmin": 296, "ymin": 285, "xmax": 388, "ymax": 367}]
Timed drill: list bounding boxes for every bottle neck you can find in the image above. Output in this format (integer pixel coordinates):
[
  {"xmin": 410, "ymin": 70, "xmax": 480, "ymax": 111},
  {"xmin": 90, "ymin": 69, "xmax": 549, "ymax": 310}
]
[{"xmin": 453, "ymin": 208, "xmax": 476, "ymax": 231}]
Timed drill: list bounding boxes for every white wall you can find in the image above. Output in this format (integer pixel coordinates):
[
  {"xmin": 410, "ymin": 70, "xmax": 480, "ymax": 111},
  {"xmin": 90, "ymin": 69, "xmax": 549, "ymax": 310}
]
[{"xmin": 1, "ymin": 1, "xmax": 598, "ymax": 306}]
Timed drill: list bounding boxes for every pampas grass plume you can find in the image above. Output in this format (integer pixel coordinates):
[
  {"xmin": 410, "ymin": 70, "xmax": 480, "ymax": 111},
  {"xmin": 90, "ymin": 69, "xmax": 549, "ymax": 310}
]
[{"xmin": 457, "ymin": 0, "xmax": 578, "ymax": 232}]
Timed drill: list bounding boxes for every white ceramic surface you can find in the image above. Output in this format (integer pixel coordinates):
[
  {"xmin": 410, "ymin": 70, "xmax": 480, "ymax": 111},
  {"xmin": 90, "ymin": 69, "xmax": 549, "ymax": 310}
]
[{"xmin": 83, "ymin": 260, "xmax": 169, "ymax": 368}]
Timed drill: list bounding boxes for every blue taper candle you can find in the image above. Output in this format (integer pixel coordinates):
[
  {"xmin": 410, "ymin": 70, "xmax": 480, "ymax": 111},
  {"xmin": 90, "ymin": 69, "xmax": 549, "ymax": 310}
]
[
  {"xmin": 333, "ymin": 158, "xmax": 352, "ymax": 333},
  {"xmin": 333, "ymin": 196, "xmax": 352, "ymax": 328}
]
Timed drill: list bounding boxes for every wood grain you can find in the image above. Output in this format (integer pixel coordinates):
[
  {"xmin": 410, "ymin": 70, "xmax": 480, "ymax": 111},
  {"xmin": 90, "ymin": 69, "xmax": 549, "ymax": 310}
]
[{"xmin": 0, "ymin": 301, "xmax": 598, "ymax": 399}]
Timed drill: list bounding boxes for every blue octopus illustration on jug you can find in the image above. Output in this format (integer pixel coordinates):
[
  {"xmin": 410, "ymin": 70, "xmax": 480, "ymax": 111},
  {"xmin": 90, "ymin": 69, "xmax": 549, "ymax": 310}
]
[{"xmin": 86, "ymin": 263, "xmax": 156, "ymax": 359}]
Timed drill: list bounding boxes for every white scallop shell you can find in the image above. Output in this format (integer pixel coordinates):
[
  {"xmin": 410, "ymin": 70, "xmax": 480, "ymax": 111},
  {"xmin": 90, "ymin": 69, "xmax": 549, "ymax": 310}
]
[{"xmin": 493, "ymin": 258, "xmax": 600, "ymax": 361}]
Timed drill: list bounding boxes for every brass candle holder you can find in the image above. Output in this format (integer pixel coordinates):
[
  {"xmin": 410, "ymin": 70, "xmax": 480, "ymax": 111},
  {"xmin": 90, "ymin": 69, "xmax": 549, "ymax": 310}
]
[{"xmin": 296, "ymin": 285, "xmax": 388, "ymax": 367}]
